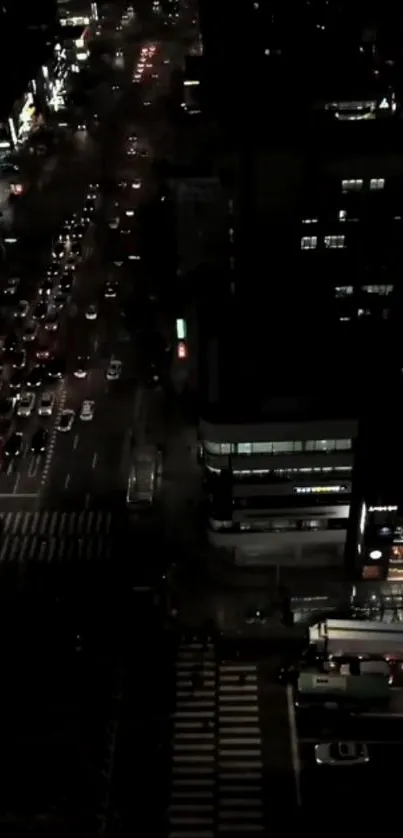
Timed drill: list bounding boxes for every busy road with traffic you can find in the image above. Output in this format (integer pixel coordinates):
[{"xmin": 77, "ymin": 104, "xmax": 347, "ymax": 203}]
[{"xmin": 0, "ymin": 4, "xmax": 189, "ymax": 517}]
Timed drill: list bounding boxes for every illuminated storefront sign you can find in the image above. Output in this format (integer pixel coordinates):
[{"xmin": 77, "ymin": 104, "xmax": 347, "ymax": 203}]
[{"xmin": 60, "ymin": 15, "xmax": 90, "ymax": 26}]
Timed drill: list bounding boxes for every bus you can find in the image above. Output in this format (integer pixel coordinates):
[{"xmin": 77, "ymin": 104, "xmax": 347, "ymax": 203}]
[{"xmin": 126, "ymin": 444, "xmax": 161, "ymax": 510}]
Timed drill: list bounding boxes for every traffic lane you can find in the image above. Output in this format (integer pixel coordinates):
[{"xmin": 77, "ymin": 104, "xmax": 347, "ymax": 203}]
[
  {"xmin": 43, "ymin": 380, "xmax": 135, "ymax": 500},
  {"xmin": 296, "ymin": 702, "xmax": 403, "ymax": 743},
  {"xmin": 298, "ymin": 739, "xmax": 403, "ymax": 809},
  {"xmin": 257, "ymin": 674, "xmax": 299, "ymax": 823}
]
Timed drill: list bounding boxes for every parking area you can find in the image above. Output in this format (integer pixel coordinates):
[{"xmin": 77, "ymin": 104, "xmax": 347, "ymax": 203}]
[{"xmin": 294, "ymin": 696, "xmax": 403, "ymax": 811}]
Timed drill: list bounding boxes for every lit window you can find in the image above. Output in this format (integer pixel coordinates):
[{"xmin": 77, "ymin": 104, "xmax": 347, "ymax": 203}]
[
  {"xmin": 304, "ymin": 439, "xmax": 352, "ymax": 452},
  {"xmin": 370, "ymin": 178, "xmax": 385, "ymax": 191},
  {"xmin": 204, "ymin": 441, "xmax": 233, "ymax": 455},
  {"xmin": 302, "ymin": 218, "xmax": 318, "ymax": 225},
  {"xmin": 362, "ymin": 284, "xmax": 393, "ymax": 295},
  {"xmin": 301, "ymin": 236, "xmax": 317, "ymax": 250},
  {"xmin": 237, "ymin": 443, "xmax": 252, "ymax": 454},
  {"xmin": 334, "ymin": 286, "xmax": 353, "ymax": 297},
  {"xmin": 324, "ymin": 235, "xmax": 345, "ymax": 249},
  {"xmin": 341, "ymin": 179, "xmax": 363, "ymax": 192}
]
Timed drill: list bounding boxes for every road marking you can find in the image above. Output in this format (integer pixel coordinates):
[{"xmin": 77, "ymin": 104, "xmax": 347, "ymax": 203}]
[
  {"xmin": 28, "ymin": 457, "xmax": 39, "ymax": 479},
  {"xmin": 85, "ymin": 493, "xmax": 91, "ymax": 508},
  {"xmin": 73, "ymin": 434, "xmax": 79, "ymax": 450},
  {"xmin": 92, "ymin": 452, "xmax": 98, "ymax": 469},
  {"xmin": 41, "ymin": 385, "xmax": 66, "ymax": 488},
  {"xmin": 286, "ymin": 684, "xmax": 301, "ymax": 807},
  {"xmin": 13, "ymin": 474, "xmax": 20, "ymax": 494},
  {"xmin": 0, "ymin": 493, "xmax": 38, "ymax": 499},
  {"xmin": 64, "ymin": 473, "xmax": 70, "ymax": 489}
]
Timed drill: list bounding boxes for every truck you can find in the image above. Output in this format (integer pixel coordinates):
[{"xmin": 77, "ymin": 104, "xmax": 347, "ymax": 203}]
[{"xmin": 295, "ymin": 671, "xmax": 390, "ymax": 711}]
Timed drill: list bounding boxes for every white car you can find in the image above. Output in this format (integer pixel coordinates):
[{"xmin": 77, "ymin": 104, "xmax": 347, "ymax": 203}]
[
  {"xmin": 106, "ymin": 360, "xmax": 122, "ymax": 381},
  {"xmin": 37, "ymin": 392, "xmax": 55, "ymax": 417},
  {"xmin": 80, "ymin": 399, "xmax": 95, "ymax": 421},
  {"xmin": 315, "ymin": 742, "xmax": 370, "ymax": 766},
  {"xmin": 108, "ymin": 216, "xmax": 120, "ymax": 229},
  {"xmin": 57, "ymin": 409, "xmax": 75, "ymax": 432},
  {"xmin": 132, "ymin": 180, "xmax": 141, "ymax": 190},
  {"xmin": 17, "ymin": 391, "xmax": 35, "ymax": 417},
  {"xmin": 85, "ymin": 304, "xmax": 98, "ymax": 321}
]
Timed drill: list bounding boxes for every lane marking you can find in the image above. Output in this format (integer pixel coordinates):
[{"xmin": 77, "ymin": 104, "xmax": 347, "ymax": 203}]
[
  {"xmin": 64, "ymin": 473, "xmax": 70, "ymax": 489},
  {"xmin": 92, "ymin": 452, "xmax": 98, "ymax": 469},
  {"xmin": 0, "ymin": 493, "xmax": 38, "ymax": 498},
  {"xmin": 13, "ymin": 474, "xmax": 20, "ymax": 494},
  {"xmin": 73, "ymin": 434, "xmax": 79, "ymax": 450},
  {"xmin": 286, "ymin": 684, "xmax": 301, "ymax": 807}
]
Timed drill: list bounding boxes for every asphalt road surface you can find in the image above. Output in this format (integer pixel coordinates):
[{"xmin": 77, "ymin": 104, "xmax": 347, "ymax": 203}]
[{"xmin": 0, "ymin": 6, "xmax": 193, "ymax": 517}]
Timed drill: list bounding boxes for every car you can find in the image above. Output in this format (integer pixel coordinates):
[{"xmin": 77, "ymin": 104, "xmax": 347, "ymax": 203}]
[
  {"xmin": 80, "ymin": 399, "xmax": 95, "ymax": 421},
  {"xmin": 52, "ymin": 242, "xmax": 65, "ymax": 260},
  {"xmin": 32, "ymin": 302, "xmax": 47, "ymax": 320},
  {"xmin": 128, "ymin": 252, "xmax": 141, "ymax": 261},
  {"xmin": 74, "ymin": 355, "xmax": 89, "ymax": 378},
  {"xmin": 9, "ymin": 370, "xmax": 24, "ymax": 391},
  {"xmin": 107, "ymin": 216, "xmax": 120, "ymax": 229},
  {"xmin": 46, "ymin": 264, "xmax": 59, "ymax": 279},
  {"xmin": 36, "ymin": 338, "xmax": 53, "ymax": 361},
  {"xmin": 17, "ymin": 391, "xmax": 36, "ymax": 417},
  {"xmin": 64, "ymin": 254, "xmax": 77, "ymax": 272},
  {"xmin": 25, "ymin": 365, "xmax": 44, "ymax": 388},
  {"xmin": 30, "ymin": 428, "xmax": 48, "ymax": 454},
  {"xmin": 77, "ymin": 121, "xmax": 87, "ymax": 131},
  {"xmin": 69, "ymin": 241, "xmax": 82, "ymax": 257},
  {"xmin": 13, "ymin": 300, "xmax": 29, "ymax": 319},
  {"xmin": 44, "ymin": 357, "xmax": 64, "ymax": 379},
  {"xmin": 37, "ymin": 392, "xmax": 55, "ymax": 416},
  {"xmin": 3, "ymin": 333, "xmax": 18, "ymax": 353},
  {"xmin": 38, "ymin": 279, "xmax": 53, "ymax": 297},
  {"xmin": 12, "ymin": 350, "xmax": 27, "ymax": 369},
  {"xmin": 315, "ymin": 742, "xmax": 370, "ymax": 766},
  {"xmin": 53, "ymin": 291, "xmax": 68, "ymax": 309},
  {"xmin": 111, "ymin": 83, "xmax": 120, "ymax": 92},
  {"xmin": 87, "ymin": 183, "xmax": 99, "ymax": 199},
  {"xmin": 85, "ymin": 304, "xmax": 98, "ymax": 320},
  {"xmin": 3, "ymin": 431, "xmax": 23, "ymax": 459},
  {"xmin": 106, "ymin": 359, "xmax": 122, "ymax": 381},
  {"xmin": 71, "ymin": 224, "xmax": 86, "ymax": 240},
  {"xmin": 59, "ymin": 271, "xmax": 73, "ymax": 291},
  {"xmin": 44, "ymin": 311, "xmax": 59, "ymax": 331},
  {"xmin": 132, "ymin": 179, "xmax": 141, "ymax": 190},
  {"xmin": 57, "ymin": 409, "xmax": 75, "ymax": 432},
  {"xmin": 22, "ymin": 321, "xmax": 38, "ymax": 342},
  {"xmin": 104, "ymin": 282, "xmax": 118, "ymax": 299},
  {"xmin": 3, "ymin": 277, "xmax": 20, "ymax": 296}
]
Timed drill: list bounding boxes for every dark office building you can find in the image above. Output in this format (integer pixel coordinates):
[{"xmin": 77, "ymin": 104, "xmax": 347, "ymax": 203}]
[{"xmin": 196, "ymin": 1, "xmax": 403, "ymax": 578}]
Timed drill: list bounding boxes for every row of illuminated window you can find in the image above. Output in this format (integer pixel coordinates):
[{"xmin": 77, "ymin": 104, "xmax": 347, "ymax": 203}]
[
  {"xmin": 301, "ymin": 235, "xmax": 345, "ymax": 250},
  {"xmin": 342, "ymin": 178, "xmax": 385, "ymax": 193},
  {"xmin": 335, "ymin": 285, "xmax": 394, "ymax": 298},
  {"xmin": 204, "ymin": 439, "xmax": 352, "ymax": 456},
  {"xmin": 303, "ymin": 209, "xmax": 403, "ymax": 225},
  {"xmin": 209, "ymin": 517, "xmax": 349, "ymax": 533}
]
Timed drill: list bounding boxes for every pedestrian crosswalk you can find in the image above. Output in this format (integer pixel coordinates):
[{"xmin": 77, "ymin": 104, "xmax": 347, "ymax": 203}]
[
  {"xmin": 168, "ymin": 639, "xmax": 265, "ymax": 838},
  {"xmin": 0, "ymin": 510, "xmax": 114, "ymax": 565},
  {"xmin": 1, "ymin": 510, "xmax": 112, "ymax": 538}
]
